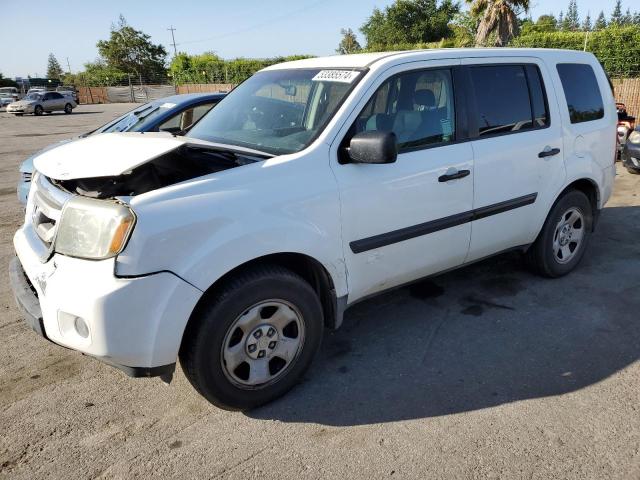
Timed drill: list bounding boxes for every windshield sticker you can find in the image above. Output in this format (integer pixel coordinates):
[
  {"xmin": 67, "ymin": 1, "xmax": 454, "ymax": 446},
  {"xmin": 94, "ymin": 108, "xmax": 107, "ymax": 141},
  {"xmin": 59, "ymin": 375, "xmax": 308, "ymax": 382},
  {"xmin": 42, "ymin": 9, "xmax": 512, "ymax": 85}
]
[
  {"xmin": 312, "ymin": 70, "xmax": 360, "ymax": 83},
  {"xmin": 159, "ymin": 102, "xmax": 177, "ymax": 109}
]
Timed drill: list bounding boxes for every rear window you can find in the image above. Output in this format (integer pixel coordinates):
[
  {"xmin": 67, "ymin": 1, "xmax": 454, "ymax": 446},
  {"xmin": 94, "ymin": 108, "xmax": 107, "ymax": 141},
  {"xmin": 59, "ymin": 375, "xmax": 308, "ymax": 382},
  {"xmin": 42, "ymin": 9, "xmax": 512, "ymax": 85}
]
[
  {"xmin": 469, "ymin": 65, "xmax": 549, "ymax": 137},
  {"xmin": 556, "ymin": 63, "xmax": 604, "ymax": 124}
]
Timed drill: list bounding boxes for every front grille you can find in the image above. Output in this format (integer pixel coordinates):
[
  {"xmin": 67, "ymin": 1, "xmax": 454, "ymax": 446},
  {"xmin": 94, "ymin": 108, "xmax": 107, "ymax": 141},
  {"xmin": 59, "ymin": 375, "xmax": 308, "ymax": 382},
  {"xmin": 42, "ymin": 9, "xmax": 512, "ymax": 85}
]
[{"xmin": 21, "ymin": 172, "xmax": 32, "ymax": 183}]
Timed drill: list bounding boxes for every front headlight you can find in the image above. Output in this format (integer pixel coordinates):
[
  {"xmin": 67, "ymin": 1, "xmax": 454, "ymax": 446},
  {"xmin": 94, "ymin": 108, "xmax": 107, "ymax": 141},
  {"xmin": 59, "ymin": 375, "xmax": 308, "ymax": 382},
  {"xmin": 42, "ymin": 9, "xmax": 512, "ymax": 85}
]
[
  {"xmin": 55, "ymin": 197, "xmax": 136, "ymax": 260},
  {"xmin": 628, "ymin": 131, "xmax": 640, "ymax": 145}
]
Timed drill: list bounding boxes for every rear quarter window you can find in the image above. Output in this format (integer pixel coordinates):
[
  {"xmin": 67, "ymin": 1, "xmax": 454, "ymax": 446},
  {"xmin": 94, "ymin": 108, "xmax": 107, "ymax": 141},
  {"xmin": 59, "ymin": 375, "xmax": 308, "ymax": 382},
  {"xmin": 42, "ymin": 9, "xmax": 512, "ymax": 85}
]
[{"xmin": 556, "ymin": 63, "xmax": 604, "ymax": 124}]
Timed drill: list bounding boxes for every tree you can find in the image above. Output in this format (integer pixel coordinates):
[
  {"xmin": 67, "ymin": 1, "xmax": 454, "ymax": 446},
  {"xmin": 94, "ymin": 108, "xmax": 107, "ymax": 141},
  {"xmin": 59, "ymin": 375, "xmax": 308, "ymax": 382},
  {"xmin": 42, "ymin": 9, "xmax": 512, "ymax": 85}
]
[
  {"xmin": 96, "ymin": 15, "xmax": 167, "ymax": 80},
  {"xmin": 469, "ymin": 0, "xmax": 530, "ymax": 47},
  {"xmin": 582, "ymin": 12, "xmax": 592, "ymax": 31},
  {"xmin": 450, "ymin": 10, "xmax": 481, "ymax": 45},
  {"xmin": 634, "ymin": 12, "xmax": 640, "ymax": 26},
  {"xmin": 0, "ymin": 72, "xmax": 18, "ymax": 87},
  {"xmin": 610, "ymin": 0, "xmax": 623, "ymax": 26},
  {"xmin": 336, "ymin": 28, "xmax": 362, "ymax": 54},
  {"xmin": 360, "ymin": 0, "xmax": 460, "ymax": 49},
  {"xmin": 621, "ymin": 8, "xmax": 633, "ymax": 26},
  {"xmin": 565, "ymin": 0, "xmax": 579, "ymax": 31},
  {"xmin": 536, "ymin": 14, "xmax": 557, "ymax": 32},
  {"xmin": 46, "ymin": 53, "xmax": 63, "ymax": 79},
  {"xmin": 594, "ymin": 11, "xmax": 607, "ymax": 30}
]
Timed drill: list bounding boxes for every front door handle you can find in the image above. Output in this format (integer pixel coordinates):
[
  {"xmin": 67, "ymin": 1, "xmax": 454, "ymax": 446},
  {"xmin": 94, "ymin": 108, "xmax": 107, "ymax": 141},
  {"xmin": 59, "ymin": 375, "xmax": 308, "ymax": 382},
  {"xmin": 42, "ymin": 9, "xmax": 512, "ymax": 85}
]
[
  {"xmin": 438, "ymin": 169, "xmax": 470, "ymax": 182},
  {"xmin": 538, "ymin": 147, "xmax": 561, "ymax": 158}
]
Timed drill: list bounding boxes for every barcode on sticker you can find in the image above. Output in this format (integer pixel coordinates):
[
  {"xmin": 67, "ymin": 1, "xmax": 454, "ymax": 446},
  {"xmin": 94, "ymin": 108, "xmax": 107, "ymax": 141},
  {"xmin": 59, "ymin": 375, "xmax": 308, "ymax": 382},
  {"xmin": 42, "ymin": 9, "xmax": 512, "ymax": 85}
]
[{"xmin": 312, "ymin": 70, "xmax": 360, "ymax": 83}]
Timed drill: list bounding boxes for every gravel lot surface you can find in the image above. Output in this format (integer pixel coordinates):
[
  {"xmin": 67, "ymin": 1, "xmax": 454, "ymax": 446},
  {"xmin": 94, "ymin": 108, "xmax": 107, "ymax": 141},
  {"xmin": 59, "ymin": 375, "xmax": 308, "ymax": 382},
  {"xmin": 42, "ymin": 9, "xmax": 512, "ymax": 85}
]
[{"xmin": 1, "ymin": 104, "xmax": 639, "ymax": 479}]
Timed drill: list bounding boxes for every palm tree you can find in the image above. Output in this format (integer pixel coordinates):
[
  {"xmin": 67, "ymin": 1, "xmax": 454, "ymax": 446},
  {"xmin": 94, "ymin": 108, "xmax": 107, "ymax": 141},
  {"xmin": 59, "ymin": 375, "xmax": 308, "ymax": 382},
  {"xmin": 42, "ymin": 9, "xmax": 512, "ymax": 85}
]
[{"xmin": 469, "ymin": 0, "xmax": 530, "ymax": 47}]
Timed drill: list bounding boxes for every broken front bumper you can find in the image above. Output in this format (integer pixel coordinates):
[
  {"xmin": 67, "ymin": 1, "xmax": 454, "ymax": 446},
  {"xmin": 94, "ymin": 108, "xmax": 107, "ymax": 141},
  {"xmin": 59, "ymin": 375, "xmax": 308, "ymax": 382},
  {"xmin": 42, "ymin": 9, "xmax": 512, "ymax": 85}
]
[{"xmin": 10, "ymin": 226, "xmax": 203, "ymax": 378}]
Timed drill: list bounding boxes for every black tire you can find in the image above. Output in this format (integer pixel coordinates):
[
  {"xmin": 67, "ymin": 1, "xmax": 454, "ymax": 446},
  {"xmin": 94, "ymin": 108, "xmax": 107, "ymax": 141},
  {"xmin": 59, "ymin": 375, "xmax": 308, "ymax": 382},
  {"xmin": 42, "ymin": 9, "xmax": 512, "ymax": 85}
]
[
  {"xmin": 64, "ymin": 103, "xmax": 72, "ymax": 114},
  {"xmin": 525, "ymin": 190, "xmax": 593, "ymax": 278},
  {"xmin": 626, "ymin": 167, "xmax": 640, "ymax": 175},
  {"xmin": 180, "ymin": 265, "xmax": 323, "ymax": 410},
  {"xmin": 34, "ymin": 105, "xmax": 43, "ymax": 116}
]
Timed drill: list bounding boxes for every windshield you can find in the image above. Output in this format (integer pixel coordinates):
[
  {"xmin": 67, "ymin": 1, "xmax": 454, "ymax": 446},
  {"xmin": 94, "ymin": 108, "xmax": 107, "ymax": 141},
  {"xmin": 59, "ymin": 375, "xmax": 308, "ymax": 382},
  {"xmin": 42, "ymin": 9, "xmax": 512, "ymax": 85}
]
[
  {"xmin": 25, "ymin": 93, "xmax": 42, "ymax": 101},
  {"xmin": 96, "ymin": 102, "xmax": 176, "ymax": 133},
  {"xmin": 187, "ymin": 69, "xmax": 362, "ymax": 155}
]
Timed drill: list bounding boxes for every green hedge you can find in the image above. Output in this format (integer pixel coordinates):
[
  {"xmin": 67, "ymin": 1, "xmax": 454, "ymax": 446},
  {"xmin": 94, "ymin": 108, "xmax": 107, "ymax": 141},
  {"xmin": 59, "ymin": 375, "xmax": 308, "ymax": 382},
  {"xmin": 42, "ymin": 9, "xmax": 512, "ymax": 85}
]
[
  {"xmin": 168, "ymin": 54, "xmax": 314, "ymax": 85},
  {"xmin": 511, "ymin": 26, "xmax": 640, "ymax": 77}
]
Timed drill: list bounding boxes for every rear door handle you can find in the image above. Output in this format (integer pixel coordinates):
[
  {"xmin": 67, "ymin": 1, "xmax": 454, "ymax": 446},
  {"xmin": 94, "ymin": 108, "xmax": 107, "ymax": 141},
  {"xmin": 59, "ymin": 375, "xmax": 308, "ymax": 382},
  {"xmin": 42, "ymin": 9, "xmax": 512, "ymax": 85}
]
[
  {"xmin": 438, "ymin": 169, "xmax": 470, "ymax": 182},
  {"xmin": 538, "ymin": 147, "xmax": 561, "ymax": 158}
]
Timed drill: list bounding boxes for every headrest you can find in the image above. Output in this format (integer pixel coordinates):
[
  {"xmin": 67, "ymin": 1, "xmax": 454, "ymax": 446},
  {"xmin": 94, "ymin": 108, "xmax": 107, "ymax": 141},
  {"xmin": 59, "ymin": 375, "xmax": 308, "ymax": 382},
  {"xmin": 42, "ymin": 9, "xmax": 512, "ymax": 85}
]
[{"xmin": 414, "ymin": 89, "xmax": 436, "ymax": 108}]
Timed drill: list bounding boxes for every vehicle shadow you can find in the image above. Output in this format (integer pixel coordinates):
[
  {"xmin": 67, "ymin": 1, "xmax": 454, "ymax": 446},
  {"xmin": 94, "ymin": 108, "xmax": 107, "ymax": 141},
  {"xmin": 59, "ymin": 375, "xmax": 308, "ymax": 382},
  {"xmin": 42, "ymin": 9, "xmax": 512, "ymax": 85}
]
[
  {"xmin": 248, "ymin": 205, "xmax": 640, "ymax": 426},
  {"xmin": 35, "ymin": 111, "xmax": 104, "ymax": 116}
]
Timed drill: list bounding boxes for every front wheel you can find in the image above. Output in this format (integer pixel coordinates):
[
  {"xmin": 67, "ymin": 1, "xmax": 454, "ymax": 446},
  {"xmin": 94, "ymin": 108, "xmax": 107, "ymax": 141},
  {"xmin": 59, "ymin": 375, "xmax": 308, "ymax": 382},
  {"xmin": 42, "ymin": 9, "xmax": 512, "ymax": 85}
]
[
  {"xmin": 626, "ymin": 167, "xmax": 640, "ymax": 175},
  {"xmin": 64, "ymin": 103, "xmax": 72, "ymax": 114},
  {"xmin": 180, "ymin": 265, "xmax": 323, "ymax": 410},
  {"xmin": 525, "ymin": 190, "xmax": 593, "ymax": 278},
  {"xmin": 34, "ymin": 105, "xmax": 43, "ymax": 116}
]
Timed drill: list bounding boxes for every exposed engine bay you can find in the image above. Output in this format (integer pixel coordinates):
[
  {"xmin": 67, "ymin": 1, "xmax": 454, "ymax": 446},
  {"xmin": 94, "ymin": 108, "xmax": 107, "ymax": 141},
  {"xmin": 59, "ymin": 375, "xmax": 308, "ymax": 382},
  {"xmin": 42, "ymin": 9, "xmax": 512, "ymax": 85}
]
[{"xmin": 48, "ymin": 144, "xmax": 266, "ymax": 199}]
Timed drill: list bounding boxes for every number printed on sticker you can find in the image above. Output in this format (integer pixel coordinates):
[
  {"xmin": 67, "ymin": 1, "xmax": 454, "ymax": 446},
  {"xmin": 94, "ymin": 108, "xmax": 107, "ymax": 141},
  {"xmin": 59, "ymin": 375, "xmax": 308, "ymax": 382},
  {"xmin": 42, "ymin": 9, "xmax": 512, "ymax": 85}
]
[{"xmin": 312, "ymin": 70, "xmax": 360, "ymax": 83}]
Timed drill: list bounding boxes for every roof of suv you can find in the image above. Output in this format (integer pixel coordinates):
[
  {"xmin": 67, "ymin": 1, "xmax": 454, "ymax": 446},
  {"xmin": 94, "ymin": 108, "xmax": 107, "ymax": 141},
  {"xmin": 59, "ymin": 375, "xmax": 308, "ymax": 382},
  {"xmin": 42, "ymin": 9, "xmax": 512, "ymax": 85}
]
[{"xmin": 263, "ymin": 48, "xmax": 597, "ymax": 71}]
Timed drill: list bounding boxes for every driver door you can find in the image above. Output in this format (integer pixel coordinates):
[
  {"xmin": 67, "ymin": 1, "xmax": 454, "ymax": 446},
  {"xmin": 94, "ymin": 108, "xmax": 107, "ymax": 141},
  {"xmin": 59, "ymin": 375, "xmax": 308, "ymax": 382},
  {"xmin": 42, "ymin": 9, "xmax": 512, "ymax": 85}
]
[{"xmin": 330, "ymin": 60, "xmax": 474, "ymax": 302}]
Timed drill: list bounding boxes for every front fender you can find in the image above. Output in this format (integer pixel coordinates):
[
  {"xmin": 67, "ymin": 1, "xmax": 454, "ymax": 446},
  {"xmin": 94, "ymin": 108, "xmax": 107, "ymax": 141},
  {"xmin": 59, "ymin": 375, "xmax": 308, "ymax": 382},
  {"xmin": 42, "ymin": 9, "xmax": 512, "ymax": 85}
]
[{"xmin": 116, "ymin": 149, "xmax": 348, "ymax": 298}]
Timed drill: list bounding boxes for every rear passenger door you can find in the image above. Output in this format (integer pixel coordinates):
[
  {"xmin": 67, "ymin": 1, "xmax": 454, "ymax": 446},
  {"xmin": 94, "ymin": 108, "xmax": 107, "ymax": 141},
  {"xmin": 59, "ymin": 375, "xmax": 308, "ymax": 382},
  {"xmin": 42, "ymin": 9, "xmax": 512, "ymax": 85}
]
[{"xmin": 462, "ymin": 58, "xmax": 566, "ymax": 262}]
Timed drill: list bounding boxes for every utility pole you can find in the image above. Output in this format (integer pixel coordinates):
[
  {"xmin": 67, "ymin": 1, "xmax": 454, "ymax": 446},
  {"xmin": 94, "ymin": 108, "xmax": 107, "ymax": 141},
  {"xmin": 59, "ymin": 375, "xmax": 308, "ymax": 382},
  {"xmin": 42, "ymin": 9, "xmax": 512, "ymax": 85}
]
[
  {"xmin": 167, "ymin": 26, "xmax": 178, "ymax": 57},
  {"xmin": 66, "ymin": 57, "xmax": 71, "ymax": 75}
]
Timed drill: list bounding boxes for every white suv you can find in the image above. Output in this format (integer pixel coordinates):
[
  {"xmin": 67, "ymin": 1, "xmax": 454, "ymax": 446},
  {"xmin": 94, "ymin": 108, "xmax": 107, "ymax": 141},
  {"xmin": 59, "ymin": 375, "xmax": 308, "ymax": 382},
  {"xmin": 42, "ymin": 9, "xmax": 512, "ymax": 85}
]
[{"xmin": 11, "ymin": 49, "xmax": 616, "ymax": 410}]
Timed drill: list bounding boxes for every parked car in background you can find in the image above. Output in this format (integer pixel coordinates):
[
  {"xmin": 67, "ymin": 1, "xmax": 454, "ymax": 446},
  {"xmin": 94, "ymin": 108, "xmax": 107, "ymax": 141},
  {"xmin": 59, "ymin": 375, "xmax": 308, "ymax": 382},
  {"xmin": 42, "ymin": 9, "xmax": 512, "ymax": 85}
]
[
  {"xmin": 56, "ymin": 86, "xmax": 79, "ymax": 103},
  {"xmin": 26, "ymin": 87, "xmax": 46, "ymax": 96},
  {"xmin": 0, "ymin": 92, "xmax": 14, "ymax": 108},
  {"xmin": 0, "ymin": 86, "xmax": 20, "ymax": 105},
  {"xmin": 621, "ymin": 127, "xmax": 640, "ymax": 174},
  {"xmin": 6, "ymin": 91, "xmax": 77, "ymax": 116},
  {"xmin": 17, "ymin": 92, "xmax": 225, "ymax": 204},
  {"xmin": 10, "ymin": 49, "xmax": 616, "ymax": 410}
]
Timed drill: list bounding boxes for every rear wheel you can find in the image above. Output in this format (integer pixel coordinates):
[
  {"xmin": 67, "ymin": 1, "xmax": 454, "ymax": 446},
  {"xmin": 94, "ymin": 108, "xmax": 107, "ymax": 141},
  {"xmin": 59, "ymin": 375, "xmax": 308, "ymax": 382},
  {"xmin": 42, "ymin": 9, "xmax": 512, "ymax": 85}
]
[
  {"xmin": 64, "ymin": 103, "xmax": 72, "ymax": 114},
  {"xmin": 34, "ymin": 105, "xmax": 43, "ymax": 116},
  {"xmin": 180, "ymin": 265, "xmax": 323, "ymax": 410},
  {"xmin": 525, "ymin": 190, "xmax": 593, "ymax": 278}
]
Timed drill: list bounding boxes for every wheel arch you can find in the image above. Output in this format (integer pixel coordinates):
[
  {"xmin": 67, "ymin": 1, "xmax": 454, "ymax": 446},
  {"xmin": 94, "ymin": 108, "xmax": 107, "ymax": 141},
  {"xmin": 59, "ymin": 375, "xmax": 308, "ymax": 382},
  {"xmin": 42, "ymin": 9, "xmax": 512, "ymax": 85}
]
[
  {"xmin": 556, "ymin": 178, "xmax": 600, "ymax": 231},
  {"xmin": 181, "ymin": 252, "xmax": 343, "ymax": 354}
]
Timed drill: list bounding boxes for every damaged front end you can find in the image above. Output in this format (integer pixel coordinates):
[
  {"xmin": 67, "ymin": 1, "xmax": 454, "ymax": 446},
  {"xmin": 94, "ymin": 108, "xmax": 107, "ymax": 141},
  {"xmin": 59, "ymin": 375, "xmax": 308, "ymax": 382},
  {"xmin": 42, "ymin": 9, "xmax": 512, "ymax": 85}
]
[
  {"xmin": 49, "ymin": 144, "xmax": 264, "ymax": 199},
  {"xmin": 32, "ymin": 132, "xmax": 269, "ymax": 199}
]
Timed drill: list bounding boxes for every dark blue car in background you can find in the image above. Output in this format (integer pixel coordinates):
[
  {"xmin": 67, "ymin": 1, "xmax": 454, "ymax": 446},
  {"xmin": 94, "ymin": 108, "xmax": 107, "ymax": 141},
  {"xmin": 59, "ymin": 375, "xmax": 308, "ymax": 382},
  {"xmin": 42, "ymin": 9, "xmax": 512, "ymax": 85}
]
[{"xmin": 18, "ymin": 93, "xmax": 226, "ymax": 204}]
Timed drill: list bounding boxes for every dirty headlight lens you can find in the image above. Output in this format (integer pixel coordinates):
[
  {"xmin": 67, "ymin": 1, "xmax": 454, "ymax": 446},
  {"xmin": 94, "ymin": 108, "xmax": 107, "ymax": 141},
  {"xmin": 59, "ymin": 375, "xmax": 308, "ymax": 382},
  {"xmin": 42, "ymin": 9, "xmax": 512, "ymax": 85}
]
[
  {"xmin": 55, "ymin": 197, "xmax": 135, "ymax": 259},
  {"xmin": 628, "ymin": 131, "xmax": 640, "ymax": 145}
]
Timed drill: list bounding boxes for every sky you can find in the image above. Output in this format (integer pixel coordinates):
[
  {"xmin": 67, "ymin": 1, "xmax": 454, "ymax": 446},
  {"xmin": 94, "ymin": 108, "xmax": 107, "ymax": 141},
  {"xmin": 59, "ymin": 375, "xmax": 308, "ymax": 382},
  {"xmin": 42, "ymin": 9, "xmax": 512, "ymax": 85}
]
[{"xmin": 0, "ymin": 0, "xmax": 634, "ymax": 78}]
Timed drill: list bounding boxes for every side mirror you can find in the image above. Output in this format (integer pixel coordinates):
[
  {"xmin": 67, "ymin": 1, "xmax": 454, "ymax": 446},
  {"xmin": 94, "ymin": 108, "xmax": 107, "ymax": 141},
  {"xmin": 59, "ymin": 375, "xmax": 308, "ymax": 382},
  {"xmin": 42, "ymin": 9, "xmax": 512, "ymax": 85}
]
[{"xmin": 347, "ymin": 131, "xmax": 397, "ymax": 164}]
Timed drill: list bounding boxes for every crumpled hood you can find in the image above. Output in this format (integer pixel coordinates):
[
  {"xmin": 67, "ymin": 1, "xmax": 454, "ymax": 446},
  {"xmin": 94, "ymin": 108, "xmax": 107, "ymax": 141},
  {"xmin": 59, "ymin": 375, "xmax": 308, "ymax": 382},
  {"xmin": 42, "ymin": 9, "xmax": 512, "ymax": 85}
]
[
  {"xmin": 34, "ymin": 132, "xmax": 187, "ymax": 180},
  {"xmin": 33, "ymin": 132, "xmax": 271, "ymax": 181}
]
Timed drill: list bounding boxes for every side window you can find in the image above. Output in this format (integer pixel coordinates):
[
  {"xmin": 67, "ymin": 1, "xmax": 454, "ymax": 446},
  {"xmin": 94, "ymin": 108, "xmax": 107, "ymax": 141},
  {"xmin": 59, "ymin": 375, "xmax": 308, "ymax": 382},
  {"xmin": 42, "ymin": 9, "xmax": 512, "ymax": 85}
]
[
  {"xmin": 42, "ymin": 93, "xmax": 51, "ymax": 100},
  {"xmin": 158, "ymin": 103, "xmax": 217, "ymax": 132},
  {"xmin": 556, "ymin": 63, "xmax": 604, "ymax": 124},
  {"xmin": 191, "ymin": 103, "xmax": 216, "ymax": 124},
  {"xmin": 353, "ymin": 68, "xmax": 456, "ymax": 151},
  {"xmin": 470, "ymin": 65, "xmax": 536, "ymax": 136}
]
